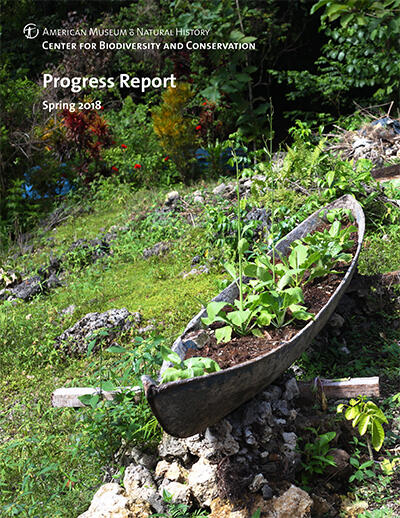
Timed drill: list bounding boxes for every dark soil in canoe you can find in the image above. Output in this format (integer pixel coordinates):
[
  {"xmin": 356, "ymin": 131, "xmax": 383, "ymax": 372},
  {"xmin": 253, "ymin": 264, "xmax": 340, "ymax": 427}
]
[{"xmin": 186, "ymin": 228, "xmax": 358, "ymax": 370}]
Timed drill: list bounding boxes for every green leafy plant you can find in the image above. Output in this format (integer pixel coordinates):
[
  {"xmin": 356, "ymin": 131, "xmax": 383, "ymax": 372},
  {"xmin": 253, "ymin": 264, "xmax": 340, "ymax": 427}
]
[
  {"xmin": 337, "ymin": 397, "xmax": 388, "ymax": 457},
  {"xmin": 299, "ymin": 428, "xmax": 337, "ymax": 475},
  {"xmin": 349, "ymin": 455, "xmax": 375, "ymax": 483},
  {"xmin": 322, "ymin": 207, "xmax": 354, "ymax": 223},
  {"xmin": 160, "ymin": 345, "xmax": 220, "ymax": 383},
  {"xmin": 152, "ymin": 489, "xmax": 209, "ymax": 517}
]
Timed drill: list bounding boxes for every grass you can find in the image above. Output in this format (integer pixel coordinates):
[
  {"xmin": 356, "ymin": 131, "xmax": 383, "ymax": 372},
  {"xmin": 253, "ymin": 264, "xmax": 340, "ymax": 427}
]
[
  {"xmin": 1, "ymin": 153, "xmax": 399, "ymax": 517},
  {"xmin": 0, "ymin": 179, "xmax": 226, "ymax": 517}
]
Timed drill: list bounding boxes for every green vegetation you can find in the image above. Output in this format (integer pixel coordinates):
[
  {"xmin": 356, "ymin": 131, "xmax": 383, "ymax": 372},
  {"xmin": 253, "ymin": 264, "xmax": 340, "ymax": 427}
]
[
  {"xmin": 337, "ymin": 397, "xmax": 389, "ymax": 454},
  {"xmin": 1, "ymin": 0, "xmax": 400, "ymax": 515},
  {"xmin": 160, "ymin": 345, "xmax": 220, "ymax": 383}
]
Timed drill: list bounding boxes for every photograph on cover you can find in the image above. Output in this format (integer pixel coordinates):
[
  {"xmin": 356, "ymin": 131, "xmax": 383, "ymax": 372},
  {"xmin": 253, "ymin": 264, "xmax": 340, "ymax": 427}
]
[{"xmin": 1, "ymin": 1, "xmax": 400, "ymax": 516}]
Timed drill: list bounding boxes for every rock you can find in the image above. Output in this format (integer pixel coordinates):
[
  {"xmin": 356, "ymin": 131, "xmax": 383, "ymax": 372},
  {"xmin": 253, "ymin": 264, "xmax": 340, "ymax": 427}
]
[
  {"xmin": 341, "ymin": 497, "xmax": 369, "ymax": 517},
  {"xmin": 155, "ymin": 460, "xmax": 170, "ymax": 479},
  {"xmin": 46, "ymin": 272, "xmax": 61, "ymax": 289},
  {"xmin": 158, "ymin": 480, "xmax": 191, "ymax": 505},
  {"xmin": 249, "ymin": 473, "xmax": 267, "ymax": 493},
  {"xmin": 123, "ymin": 464, "xmax": 165, "ymax": 514},
  {"xmin": 158, "ymin": 434, "xmax": 189, "ymax": 461},
  {"xmin": 55, "ymin": 308, "xmax": 140, "ymax": 356},
  {"xmin": 193, "ymin": 195, "xmax": 205, "ymax": 204},
  {"xmin": 209, "ymin": 498, "xmax": 247, "ymax": 518},
  {"xmin": 182, "ymin": 265, "xmax": 209, "ymax": 279},
  {"xmin": 163, "ymin": 461, "xmax": 187, "ymax": 482},
  {"xmin": 77, "ymin": 483, "xmax": 150, "ymax": 518},
  {"xmin": 185, "ymin": 419, "xmax": 240, "ymax": 460},
  {"xmin": 283, "ymin": 378, "xmax": 299, "ymax": 401},
  {"xmin": 165, "ymin": 191, "xmax": 180, "ymax": 205},
  {"xmin": 329, "ymin": 312, "xmax": 345, "ymax": 328},
  {"xmin": 191, "ymin": 255, "xmax": 201, "ymax": 266},
  {"xmin": 60, "ymin": 304, "xmax": 76, "ymax": 316},
  {"xmin": 352, "ymin": 137, "xmax": 372, "ymax": 149},
  {"xmin": 0, "ymin": 288, "xmax": 12, "ymax": 301},
  {"xmin": 263, "ymin": 385, "xmax": 282, "ymax": 402},
  {"xmin": 282, "ymin": 432, "xmax": 297, "ymax": 450},
  {"xmin": 272, "ymin": 399, "xmax": 290, "ymax": 417},
  {"xmin": 10, "ymin": 275, "xmax": 42, "ymax": 301},
  {"xmin": 213, "ymin": 183, "xmax": 227, "ymax": 195},
  {"xmin": 188, "ymin": 458, "xmax": 218, "ymax": 506},
  {"xmin": 182, "ymin": 330, "xmax": 211, "ymax": 350},
  {"xmin": 143, "ymin": 242, "xmax": 170, "ymax": 259},
  {"xmin": 121, "ymin": 446, "xmax": 157, "ymax": 470},
  {"xmin": 262, "ymin": 484, "xmax": 273, "ymax": 499},
  {"xmin": 325, "ymin": 448, "xmax": 350, "ymax": 477},
  {"xmin": 271, "ymin": 485, "xmax": 313, "ymax": 518},
  {"xmin": 136, "ymin": 324, "xmax": 156, "ymax": 335},
  {"xmin": 311, "ymin": 494, "xmax": 332, "ymax": 517}
]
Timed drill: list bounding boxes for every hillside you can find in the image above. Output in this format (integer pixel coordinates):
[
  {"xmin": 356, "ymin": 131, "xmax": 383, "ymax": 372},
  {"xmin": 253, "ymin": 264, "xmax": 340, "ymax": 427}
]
[{"xmin": 1, "ymin": 129, "xmax": 400, "ymax": 516}]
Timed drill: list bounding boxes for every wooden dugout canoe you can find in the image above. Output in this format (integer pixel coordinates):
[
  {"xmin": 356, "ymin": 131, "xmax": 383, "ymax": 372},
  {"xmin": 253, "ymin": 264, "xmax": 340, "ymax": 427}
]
[{"xmin": 142, "ymin": 195, "xmax": 365, "ymax": 438}]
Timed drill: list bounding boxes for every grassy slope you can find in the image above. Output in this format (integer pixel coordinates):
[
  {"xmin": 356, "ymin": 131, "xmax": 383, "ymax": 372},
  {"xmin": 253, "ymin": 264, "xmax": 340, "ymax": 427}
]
[
  {"xmin": 1, "ymin": 173, "xmax": 400, "ymax": 517},
  {"xmin": 0, "ymin": 181, "xmax": 225, "ymax": 517}
]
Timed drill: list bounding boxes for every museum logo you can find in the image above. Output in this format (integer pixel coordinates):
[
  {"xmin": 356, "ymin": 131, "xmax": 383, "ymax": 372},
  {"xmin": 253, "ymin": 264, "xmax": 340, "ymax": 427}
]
[{"xmin": 23, "ymin": 23, "xmax": 39, "ymax": 39}]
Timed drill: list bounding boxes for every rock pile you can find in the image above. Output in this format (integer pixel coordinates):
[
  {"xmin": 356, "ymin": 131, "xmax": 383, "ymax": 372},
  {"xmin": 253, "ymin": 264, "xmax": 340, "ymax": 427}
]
[
  {"xmin": 78, "ymin": 377, "xmax": 322, "ymax": 518},
  {"xmin": 54, "ymin": 308, "xmax": 141, "ymax": 356},
  {"xmin": 327, "ymin": 117, "xmax": 400, "ymax": 167}
]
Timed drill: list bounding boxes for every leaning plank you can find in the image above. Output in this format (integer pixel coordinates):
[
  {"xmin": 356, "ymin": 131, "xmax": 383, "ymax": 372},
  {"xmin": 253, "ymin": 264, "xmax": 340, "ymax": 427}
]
[
  {"xmin": 298, "ymin": 376, "xmax": 380, "ymax": 400},
  {"xmin": 51, "ymin": 386, "xmax": 141, "ymax": 408}
]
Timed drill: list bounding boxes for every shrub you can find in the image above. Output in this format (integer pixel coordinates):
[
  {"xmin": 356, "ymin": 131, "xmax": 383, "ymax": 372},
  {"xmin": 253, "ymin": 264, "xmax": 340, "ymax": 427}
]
[
  {"xmin": 103, "ymin": 98, "xmax": 180, "ymax": 186},
  {"xmin": 152, "ymin": 83, "xmax": 196, "ymax": 182}
]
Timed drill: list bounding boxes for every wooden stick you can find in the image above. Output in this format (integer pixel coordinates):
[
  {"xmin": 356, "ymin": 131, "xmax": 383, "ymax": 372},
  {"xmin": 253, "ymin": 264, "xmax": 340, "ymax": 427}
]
[
  {"xmin": 51, "ymin": 386, "xmax": 142, "ymax": 408},
  {"xmin": 298, "ymin": 376, "xmax": 380, "ymax": 400}
]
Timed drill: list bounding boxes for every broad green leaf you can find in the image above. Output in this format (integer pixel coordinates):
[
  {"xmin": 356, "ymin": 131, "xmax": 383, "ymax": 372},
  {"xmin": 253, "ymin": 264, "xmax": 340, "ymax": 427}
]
[
  {"xmin": 201, "ymin": 358, "xmax": 221, "ymax": 372},
  {"xmin": 329, "ymin": 220, "xmax": 341, "ymax": 237},
  {"xmin": 358, "ymin": 414, "xmax": 370, "ymax": 436},
  {"xmin": 326, "ymin": 170, "xmax": 335, "ymax": 188},
  {"xmin": 349, "ymin": 457, "xmax": 360, "ymax": 468},
  {"xmin": 184, "ymin": 358, "xmax": 206, "ymax": 369},
  {"xmin": 101, "ymin": 381, "xmax": 116, "ymax": 391},
  {"xmin": 202, "ymin": 301, "xmax": 227, "ymax": 324},
  {"xmin": 244, "ymin": 263, "xmax": 257, "ymax": 278},
  {"xmin": 238, "ymin": 238, "xmax": 249, "ymax": 254},
  {"xmin": 228, "ymin": 310, "xmax": 251, "ymax": 327},
  {"xmin": 289, "ymin": 244, "xmax": 308, "ymax": 269},
  {"xmin": 257, "ymin": 311, "xmax": 273, "ymax": 327},
  {"xmin": 371, "ymin": 420, "xmax": 385, "ymax": 451},
  {"xmin": 161, "ymin": 367, "xmax": 180, "ymax": 383},
  {"xmin": 160, "ymin": 345, "xmax": 182, "ymax": 367},
  {"xmin": 78, "ymin": 393, "xmax": 100, "ymax": 409},
  {"xmin": 345, "ymin": 406, "xmax": 359, "ymax": 420},
  {"xmin": 277, "ymin": 272, "xmax": 292, "ymax": 290},
  {"xmin": 291, "ymin": 307, "xmax": 313, "ymax": 321},
  {"xmin": 215, "ymin": 325, "xmax": 232, "ymax": 344}
]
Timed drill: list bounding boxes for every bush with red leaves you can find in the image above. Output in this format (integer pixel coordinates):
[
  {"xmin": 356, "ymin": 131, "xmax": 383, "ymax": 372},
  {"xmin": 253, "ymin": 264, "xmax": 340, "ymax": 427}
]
[{"xmin": 61, "ymin": 109, "xmax": 113, "ymax": 182}]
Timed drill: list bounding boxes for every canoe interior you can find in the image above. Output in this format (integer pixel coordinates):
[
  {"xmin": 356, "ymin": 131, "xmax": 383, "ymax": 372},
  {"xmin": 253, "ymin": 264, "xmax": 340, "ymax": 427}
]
[{"xmin": 143, "ymin": 195, "xmax": 365, "ymax": 438}]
